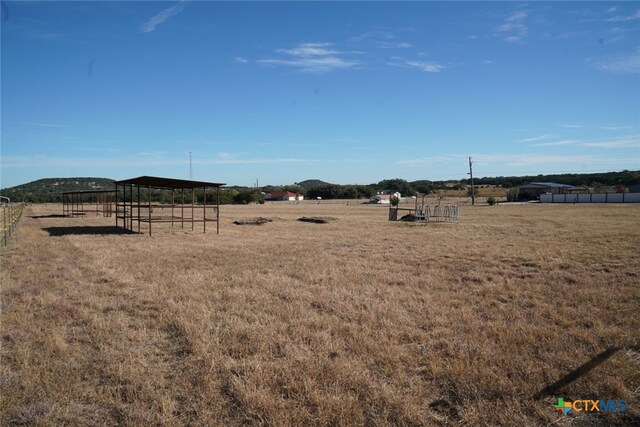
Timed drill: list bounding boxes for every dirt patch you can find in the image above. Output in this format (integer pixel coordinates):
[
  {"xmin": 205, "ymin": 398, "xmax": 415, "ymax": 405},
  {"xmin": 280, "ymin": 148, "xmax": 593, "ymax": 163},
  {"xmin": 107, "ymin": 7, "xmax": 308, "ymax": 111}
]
[
  {"xmin": 232, "ymin": 217, "xmax": 273, "ymax": 226},
  {"xmin": 297, "ymin": 216, "xmax": 337, "ymax": 224}
]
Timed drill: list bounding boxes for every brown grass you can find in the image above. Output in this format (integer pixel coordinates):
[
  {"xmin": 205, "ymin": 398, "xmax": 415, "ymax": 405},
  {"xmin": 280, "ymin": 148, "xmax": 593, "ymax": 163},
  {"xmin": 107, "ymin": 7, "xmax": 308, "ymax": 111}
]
[
  {"xmin": 1, "ymin": 202, "xmax": 639, "ymax": 426},
  {"xmin": 432, "ymin": 187, "xmax": 507, "ymax": 198}
]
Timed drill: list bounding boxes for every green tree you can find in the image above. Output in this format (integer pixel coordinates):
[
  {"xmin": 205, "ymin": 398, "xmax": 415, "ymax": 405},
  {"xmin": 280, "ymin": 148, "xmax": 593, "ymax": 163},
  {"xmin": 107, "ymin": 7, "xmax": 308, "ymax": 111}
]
[
  {"xmin": 233, "ymin": 190, "xmax": 264, "ymax": 204},
  {"xmin": 506, "ymin": 188, "xmax": 519, "ymax": 202},
  {"xmin": 376, "ymin": 179, "xmax": 414, "ymax": 197}
]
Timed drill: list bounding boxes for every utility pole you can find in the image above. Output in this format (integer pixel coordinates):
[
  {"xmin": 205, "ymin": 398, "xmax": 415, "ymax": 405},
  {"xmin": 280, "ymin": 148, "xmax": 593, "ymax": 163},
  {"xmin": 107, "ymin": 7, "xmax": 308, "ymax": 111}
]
[
  {"xmin": 189, "ymin": 151, "xmax": 192, "ymax": 180},
  {"xmin": 468, "ymin": 156, "xmax": 475, "ymax": 206}
]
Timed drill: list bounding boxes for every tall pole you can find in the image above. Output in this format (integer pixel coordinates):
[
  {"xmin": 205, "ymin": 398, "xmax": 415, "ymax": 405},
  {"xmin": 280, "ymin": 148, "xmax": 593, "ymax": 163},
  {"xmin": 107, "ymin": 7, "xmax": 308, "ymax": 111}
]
[
  {"xmin": 256, "ymin": 178, "xmax": 259, "ymax": 202},
  {"xmin": 468, "ymin": 156, "xmax": 475, "ymax": 206},
  {"xmin": 189, "ymin": 151, "xmax": 192, "ymax": 180}
]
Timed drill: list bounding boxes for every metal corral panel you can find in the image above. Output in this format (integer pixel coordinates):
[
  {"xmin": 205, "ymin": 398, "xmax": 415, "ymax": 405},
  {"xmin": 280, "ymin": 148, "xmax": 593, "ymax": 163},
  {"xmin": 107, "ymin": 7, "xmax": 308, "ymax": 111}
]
[{"xmin": 541, "ymin": 193, "xmax": 640, "ymax": 203}]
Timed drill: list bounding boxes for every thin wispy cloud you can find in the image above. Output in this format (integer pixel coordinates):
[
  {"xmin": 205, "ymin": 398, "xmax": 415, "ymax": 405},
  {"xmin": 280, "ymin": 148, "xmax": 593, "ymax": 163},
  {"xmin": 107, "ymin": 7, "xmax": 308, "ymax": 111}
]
[
  {"xmin": 404, "ymin": 61, "xmax": 444, "ymax": 73},
  {"xmin": 496, "ymin": 10, "xmax": 529, "ymax": 43},
  {"xmin": 5, "ymin": 17, "xmax": 69, "ymax": 41},
  {"xmin": 553, "ymin": 30, "xmax": 590, "ymax": 40},
  {"xmin": 140, "ymin": 1, "xmax": 187, "ymax": 33},
  {"xmin": 607, "ymin": 9, "xmax": 640, "ymax": 22},
  {"xmin": 582, "ymin": 134, "xmax": 640, "ymax": 148},
  {"xmin": 257, "ymin": 57, "xmax": 360, "ymax": 74},
  {"xmin": 257, "ymin": 42, "xmax": 360, "ymax": 74},
  {"xmin": 80, "ymin": 147, "xmax": 122, "ymax": 153},
  {"xmin": 531, "ymin": 134, "xmax": 640, "ymax": 148},
  {"xmin": 349, "ymin": 31, "xmax": 411, "ymax": 49},
  {"xmin": 530, "ymin": 140, "xmax": 580, "ymax": 147},
  {"xmin": 26, "ymin": 122, "xmax": 70, "ymax": 128},
  {"xmin": 567, "ymin": 9, "xmax": 596, "ymax": 17},
  {"xmin": 377, "ymin": 41, "xmax": 411, "ymax": 49},
  {"xmin": 605, "ymin": 35, "xmax": 625, "ymax": 44},
  {"xmin": 606, "ymin": 7, "xmax": 618, "ymax": 14},
  {"xmin": 558, "ymin": 124, "xmax": 584, "ymax": 128},
  {"xmin": 393, "ymin": 156, "xmax": 456, "ymax": 166},
  {"xmin": 277, "ymin": 43, "xmax": 339, "ymax": 57},
  {"xmin": 197, "ymin": 157, "xmax": 312, "ymax": 165},
  {"xmin": 234, "ymin": 57, "xmax": 249, "ymax": 64},
  {"xmin": 1, "ymin": 154, "xmax": 312, "ymax": 169},
  {"xmin": 138, "ymin": 150, "xmax": 167, "ymax": 158},
  {"xmin": 387, "ymin": 59, "xmax": 445, "ymax": 73},
  {"xmin": 395, "ymin": 153, "xmax": 625, "ymax": 167},
  {"xmin": 593, "ymin": 48, "xmax": 640, "ymax": 74},
  {"xmin": 0, "ymin": 155, "xmax": 174, "ymax": 169},
  {"xmin": 519, "ymin": 134, "xmax": 559, "ymax": 143},
  {"xmin": 601, "ymin": 125, "xmax": 629, "ymax": 131}
]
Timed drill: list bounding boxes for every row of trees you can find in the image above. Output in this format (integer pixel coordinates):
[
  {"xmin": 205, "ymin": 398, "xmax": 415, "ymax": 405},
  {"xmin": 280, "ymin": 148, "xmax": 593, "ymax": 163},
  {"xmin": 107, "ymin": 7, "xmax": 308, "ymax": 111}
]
[
  {"xmin": 3, "ymin": 171, "xmax": 638, "ymax": 203},
  {"xmin": 264, "ymin": 179, "xmax": 437, "ymax": 200},
  {"xmin": 469, "ymin": 170, "xmax": 640, "ymax": 188}
]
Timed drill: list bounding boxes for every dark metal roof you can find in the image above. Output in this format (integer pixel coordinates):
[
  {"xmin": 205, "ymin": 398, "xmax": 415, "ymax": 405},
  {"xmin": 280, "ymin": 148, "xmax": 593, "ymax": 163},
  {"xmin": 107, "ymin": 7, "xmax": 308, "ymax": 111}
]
[
  {"xmin": 62, "ymin": 189, "xmax": 116, "ymax": 195},
  {"xmin": 115, "ymin": 176, "xmax": 225, "ymax": 189}
]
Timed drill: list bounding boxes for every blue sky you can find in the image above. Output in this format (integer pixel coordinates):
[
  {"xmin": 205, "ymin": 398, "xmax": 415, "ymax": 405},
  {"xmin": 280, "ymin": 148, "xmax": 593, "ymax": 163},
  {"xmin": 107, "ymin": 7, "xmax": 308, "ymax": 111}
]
[{"xmin": 1, "ymin": 1, "xmax": 639, "ymax": 188}]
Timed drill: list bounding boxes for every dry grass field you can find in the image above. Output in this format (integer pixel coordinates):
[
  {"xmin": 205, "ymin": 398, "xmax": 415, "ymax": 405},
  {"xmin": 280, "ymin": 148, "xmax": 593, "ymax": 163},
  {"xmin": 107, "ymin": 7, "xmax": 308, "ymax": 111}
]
[{"xmin": 1, "ymin": 202, "xmax": 639, "ymax": 426}]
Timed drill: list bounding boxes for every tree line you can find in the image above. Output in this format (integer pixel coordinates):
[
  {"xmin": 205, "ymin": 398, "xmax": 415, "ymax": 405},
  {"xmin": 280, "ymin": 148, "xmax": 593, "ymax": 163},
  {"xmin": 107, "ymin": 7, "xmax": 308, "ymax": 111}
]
[{"xmin": 2, "ymin": 170, "xmax": 638, "ymax": 203}]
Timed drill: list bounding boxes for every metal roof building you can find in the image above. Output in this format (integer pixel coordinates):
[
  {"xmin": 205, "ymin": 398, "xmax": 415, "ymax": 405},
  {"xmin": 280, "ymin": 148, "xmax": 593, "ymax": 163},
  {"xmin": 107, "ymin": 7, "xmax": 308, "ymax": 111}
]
[{"xmin": 516, "ymin": 182, "xmax": 576, "ymax": 200}]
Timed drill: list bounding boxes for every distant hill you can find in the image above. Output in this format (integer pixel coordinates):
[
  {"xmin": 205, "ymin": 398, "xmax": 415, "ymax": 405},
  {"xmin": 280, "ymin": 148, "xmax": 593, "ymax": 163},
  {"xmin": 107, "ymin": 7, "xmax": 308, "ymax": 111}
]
[
  {"xmin": 0, "ymin": 177, "xmax": 115, "ymax": 202},
  {"xmin": 296, "ymin": 179, "xmax": 332, "ymax": 188}
]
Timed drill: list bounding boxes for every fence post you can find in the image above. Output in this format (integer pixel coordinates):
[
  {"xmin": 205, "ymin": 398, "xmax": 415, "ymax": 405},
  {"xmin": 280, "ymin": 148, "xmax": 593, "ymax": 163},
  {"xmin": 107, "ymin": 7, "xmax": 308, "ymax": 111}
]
[{"xmin": 3, "ymin": 205, "xmax": 7, "ymax": 246}]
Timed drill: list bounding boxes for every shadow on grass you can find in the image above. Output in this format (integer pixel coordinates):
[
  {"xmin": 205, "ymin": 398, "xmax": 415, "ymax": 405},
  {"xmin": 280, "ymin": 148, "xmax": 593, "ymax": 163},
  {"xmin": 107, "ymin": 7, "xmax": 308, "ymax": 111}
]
[
  {"xmin": 42, "ymin": 226, "xmax": 135, "ymax": 236},
  {"xmin": 30, "ymin": 214, "xmax": 68, "ymax": 219},
  {"xmin": 533, "ymin": 346, "xmax": 640, "ymax": 399}
]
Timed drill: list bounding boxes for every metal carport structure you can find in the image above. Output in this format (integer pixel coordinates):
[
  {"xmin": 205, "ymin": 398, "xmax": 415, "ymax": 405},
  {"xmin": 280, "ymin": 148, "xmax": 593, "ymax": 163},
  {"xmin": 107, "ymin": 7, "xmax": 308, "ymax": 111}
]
[
  {"xmin": 62, "ymin": 190, "xmax": 116, "ymax": 217},
  {"xmin": 114, "ymin": 176, "xmax": 225, "ymax": 236}
]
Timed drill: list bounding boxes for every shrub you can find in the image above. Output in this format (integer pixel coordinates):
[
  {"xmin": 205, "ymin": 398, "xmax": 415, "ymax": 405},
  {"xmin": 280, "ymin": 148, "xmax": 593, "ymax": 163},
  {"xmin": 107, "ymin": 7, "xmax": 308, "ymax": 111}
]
[
  {"xmin": 506, "ymin": 188, "xmax": 519, "ymax": 202},
  {"xmin": 487, "ymin": 196, "xmax": 497, "ymax": 206}
]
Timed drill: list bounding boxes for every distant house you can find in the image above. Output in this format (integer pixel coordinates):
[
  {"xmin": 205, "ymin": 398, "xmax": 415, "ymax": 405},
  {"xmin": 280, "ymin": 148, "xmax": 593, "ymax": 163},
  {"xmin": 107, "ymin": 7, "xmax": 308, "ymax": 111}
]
[
  {"xmin": 371, "ymin": 194, "xmax": 392, "ymax": 204},
  {"xmin": 370, "ymin": 192, "xmax": 401, "ymax": 204},
  {"xmin": 516, "ymin": 182, "xmax": 576, "ymax": 200},
  {"xmin": 265, "ymin": 191, "xmax": 303, "ymax": 201},
  {"xmin": 377, "ymin": 190, "xmax": 402, "ymax": 197}
]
